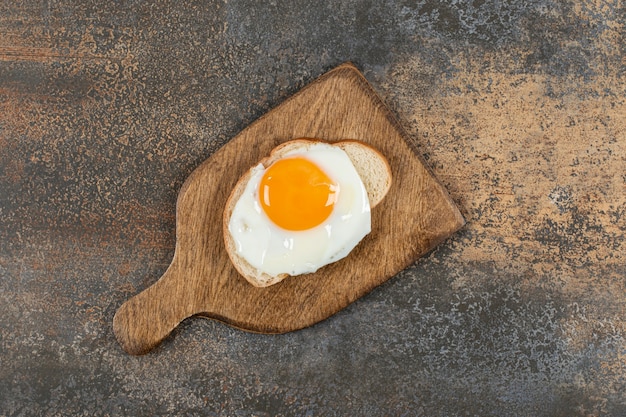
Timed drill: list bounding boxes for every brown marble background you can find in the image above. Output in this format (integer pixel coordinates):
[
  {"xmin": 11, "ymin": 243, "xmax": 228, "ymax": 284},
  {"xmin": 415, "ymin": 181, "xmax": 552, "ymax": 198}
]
[{"xmin": 1, "ymin": 1, "xmax": 624, "ymax": 416}]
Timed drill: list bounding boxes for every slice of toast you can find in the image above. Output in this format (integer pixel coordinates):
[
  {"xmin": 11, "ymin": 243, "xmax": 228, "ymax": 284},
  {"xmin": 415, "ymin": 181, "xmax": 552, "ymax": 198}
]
[{"xmin": 223, "ymin": 138, "xmax": 392, "ymax": 287}]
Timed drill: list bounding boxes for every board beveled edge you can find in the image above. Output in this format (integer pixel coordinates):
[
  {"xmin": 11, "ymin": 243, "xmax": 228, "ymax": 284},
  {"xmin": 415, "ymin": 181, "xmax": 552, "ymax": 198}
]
[{"xmin": 113, "ymin": 62, "xmax": 467, "ymax": 354}]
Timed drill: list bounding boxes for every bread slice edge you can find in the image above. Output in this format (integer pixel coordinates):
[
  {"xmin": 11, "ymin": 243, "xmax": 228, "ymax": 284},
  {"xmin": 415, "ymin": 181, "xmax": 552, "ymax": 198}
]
[{"xmin": 223, "ymin": 138, "xmax": 392, "ymax": 287}]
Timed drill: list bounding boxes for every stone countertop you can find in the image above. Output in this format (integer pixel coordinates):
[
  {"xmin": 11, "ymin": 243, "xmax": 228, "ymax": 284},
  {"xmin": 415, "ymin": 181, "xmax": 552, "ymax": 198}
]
[{"xmin": 1, "ymin": 1, "xmax": 624, "ymax": 416}]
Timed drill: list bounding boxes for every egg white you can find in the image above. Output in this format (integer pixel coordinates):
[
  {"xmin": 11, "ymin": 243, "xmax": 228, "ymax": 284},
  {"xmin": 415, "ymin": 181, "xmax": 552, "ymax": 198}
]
[{"xmin": 228, "ymin": 142, "xmax": 371, "ymax": 277}]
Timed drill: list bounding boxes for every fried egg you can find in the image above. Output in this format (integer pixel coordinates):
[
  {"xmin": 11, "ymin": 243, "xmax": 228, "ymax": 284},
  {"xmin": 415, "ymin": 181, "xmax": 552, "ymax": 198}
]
[{"xmin": 227, "ymin": 141, "xmax": 371, "ymax": 277}]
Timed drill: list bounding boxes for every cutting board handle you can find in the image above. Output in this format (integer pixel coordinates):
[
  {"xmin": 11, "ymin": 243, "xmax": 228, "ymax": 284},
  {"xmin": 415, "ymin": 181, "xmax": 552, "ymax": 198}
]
[{"xmin": 113, "ymin": 261, "xmax": 195, "ymax": 355}]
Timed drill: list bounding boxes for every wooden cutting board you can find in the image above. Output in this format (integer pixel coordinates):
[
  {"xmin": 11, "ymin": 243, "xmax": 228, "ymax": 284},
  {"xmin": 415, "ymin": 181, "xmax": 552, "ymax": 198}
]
[{"xmin": 113, "ymin": 62, "xmax": 465, "ymax": 355}]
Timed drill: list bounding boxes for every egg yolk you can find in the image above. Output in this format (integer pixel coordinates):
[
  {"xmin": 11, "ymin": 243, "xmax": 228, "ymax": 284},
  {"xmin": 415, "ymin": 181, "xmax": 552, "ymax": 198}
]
[{"xmin": 259, "ymin": 157, "xmax": 338, "ymax": 231}]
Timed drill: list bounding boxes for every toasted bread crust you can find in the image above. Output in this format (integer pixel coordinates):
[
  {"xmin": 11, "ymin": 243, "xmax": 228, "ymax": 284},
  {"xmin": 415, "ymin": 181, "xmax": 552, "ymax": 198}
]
[{"xmin": 223, "ymin": 138, "xmax": 392, "ymax": 287}]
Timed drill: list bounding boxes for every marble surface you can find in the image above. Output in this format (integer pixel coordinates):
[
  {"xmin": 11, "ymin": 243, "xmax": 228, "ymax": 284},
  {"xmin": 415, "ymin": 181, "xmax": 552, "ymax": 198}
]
[{"xmin": 1, "ymin": 1, "xmax": 625, "ymax": 416}]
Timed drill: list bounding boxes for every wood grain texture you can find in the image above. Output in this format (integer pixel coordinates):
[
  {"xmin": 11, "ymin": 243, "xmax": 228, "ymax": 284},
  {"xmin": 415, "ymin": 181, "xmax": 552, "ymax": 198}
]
[{"xmin": 113, "ymin": 62, "xmax": 465, "ymax": 355}]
